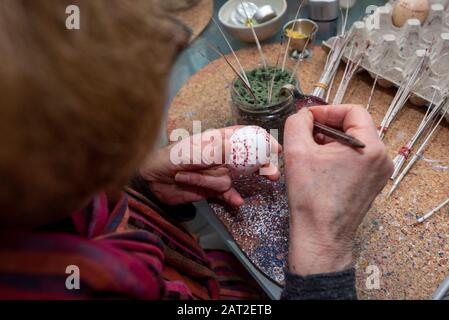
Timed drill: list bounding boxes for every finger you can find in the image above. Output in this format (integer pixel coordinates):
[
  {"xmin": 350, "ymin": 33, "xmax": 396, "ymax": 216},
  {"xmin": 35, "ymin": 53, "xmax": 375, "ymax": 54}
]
[
  {"xmin": 175, "ymin": 185, "xmax": 226, "ymax": 204},
  {"xmin": 174, "ymin": 171, "xmax": 232, "ymax": 193},
  {"xmin": 150, "ymin": 182, "xmax": 211, "ymax": 205},
  {"xmin": 268, "ymin": 133, "xmax": 282, "ymax": 154},
  {"xmin": 170, "ymin": 127, "xmax": 240, "ymax": 172},
  {"xmin": 314, "ymin": 132, "xmax": 336, "ymax": 145},
  {"xmin": 157, "ymin": 177, "xmax": 244, "ymax": 207},
  {"xmin": 220, "ymin": 187, "xmax": 245, "ymax": 207},
  {"xmin": 284, "ymin": 107, "xmax": 317, "ymax": 149},
  {"xmin": 309, "ymin": 104, "xmax": 379, "ymax": 143},
  {"xmin": 259, "ymin": 162, "xmax": 281, "ymax": 181},
  {"xmin": 172, "ymin": 126, "xmax": 247, "ymax": 173},
  {"xmin": 196, "ymin": 166, "xmax": 230, "ymax": 177}
]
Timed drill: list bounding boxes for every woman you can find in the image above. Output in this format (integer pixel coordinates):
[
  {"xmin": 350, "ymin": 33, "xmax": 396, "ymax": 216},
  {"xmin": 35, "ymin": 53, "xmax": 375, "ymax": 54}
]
[{"xmin": 0, "ymin": 0, "xmax": 393, "ymax": 299}]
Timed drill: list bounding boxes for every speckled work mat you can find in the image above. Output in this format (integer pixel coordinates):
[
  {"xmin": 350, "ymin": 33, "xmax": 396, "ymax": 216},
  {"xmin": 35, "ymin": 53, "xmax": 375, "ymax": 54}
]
[
  {"xmin": 209, "ymin": 174, "xmax": 289, "ymax": 285},
  {"xmin": 168, "ymin": 44, "xmax": 449, "ymax": 299}
]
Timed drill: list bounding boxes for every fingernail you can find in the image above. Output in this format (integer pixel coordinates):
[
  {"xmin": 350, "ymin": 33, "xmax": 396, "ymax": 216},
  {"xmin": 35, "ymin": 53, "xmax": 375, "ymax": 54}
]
[
  {"xmin": 175, "ymin": 172, "xmax": 190, "ymax": 183},
  {"xmin": 298, "ymin": 108, "xmax": 313, "ymax": 119},
  {"xmin": 235, "ymin": 198, "xmax": 245, "ymax": 207}
]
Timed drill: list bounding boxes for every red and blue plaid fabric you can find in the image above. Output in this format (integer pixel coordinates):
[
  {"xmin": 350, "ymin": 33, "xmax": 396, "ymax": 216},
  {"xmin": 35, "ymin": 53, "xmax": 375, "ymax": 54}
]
[{"xmin": 0, "ymin": 191, "xmax": 264, "ymax": 300}]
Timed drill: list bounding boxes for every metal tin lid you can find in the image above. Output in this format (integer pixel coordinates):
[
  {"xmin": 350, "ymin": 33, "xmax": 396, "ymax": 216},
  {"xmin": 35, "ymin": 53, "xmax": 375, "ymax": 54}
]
[{"xmin": 308, "ymin": 0, "xmax": 339, "ymax": 21}]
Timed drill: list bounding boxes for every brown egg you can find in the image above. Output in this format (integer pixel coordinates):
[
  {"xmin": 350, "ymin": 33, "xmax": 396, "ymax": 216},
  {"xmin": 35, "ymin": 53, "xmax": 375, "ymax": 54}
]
[{"xmin": 392, "ymin": 0, "xmax": 430, "ymax": 27}]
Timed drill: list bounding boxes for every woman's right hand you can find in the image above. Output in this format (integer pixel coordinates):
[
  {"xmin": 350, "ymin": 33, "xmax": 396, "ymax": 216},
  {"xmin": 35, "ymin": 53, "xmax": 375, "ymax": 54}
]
[{"xmin": 283, "ymin": 105, "xmax": 393, "ymax": 276}]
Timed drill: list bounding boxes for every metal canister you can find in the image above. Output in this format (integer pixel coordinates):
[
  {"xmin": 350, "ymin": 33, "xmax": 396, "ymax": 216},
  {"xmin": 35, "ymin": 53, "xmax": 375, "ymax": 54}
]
[{"xmin": 308, "ymin": 0, "xmax": 339, "ymax": 40}]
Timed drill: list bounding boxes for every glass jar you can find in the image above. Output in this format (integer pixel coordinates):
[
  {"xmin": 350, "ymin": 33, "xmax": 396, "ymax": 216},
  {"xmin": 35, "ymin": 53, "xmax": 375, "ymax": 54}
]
[{"xmin": 230, "ymin": 69, "xmax": 298, "ymax": 144}]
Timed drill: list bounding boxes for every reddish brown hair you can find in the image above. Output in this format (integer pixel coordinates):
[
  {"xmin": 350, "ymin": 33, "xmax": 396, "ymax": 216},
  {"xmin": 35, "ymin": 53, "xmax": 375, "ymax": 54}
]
[{"xmin": 0, "ymin": 0, "xmax": 189, "ymax": 227}]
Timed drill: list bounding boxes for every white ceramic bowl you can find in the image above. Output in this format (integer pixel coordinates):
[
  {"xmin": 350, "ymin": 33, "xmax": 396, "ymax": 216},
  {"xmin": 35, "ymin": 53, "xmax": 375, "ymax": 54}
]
[{"xmin": 218, "ymin": 0, "xmax": 288, "ymax": 43}]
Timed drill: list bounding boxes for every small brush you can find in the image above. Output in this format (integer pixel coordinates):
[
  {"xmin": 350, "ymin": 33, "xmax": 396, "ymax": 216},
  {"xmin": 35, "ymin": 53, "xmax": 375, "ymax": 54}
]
[
  {"xmin": 281, "ymin": 0, "xmax": 305, "ymax": 71},
  {"xmin": 211, "ymin": 17, "xmax": 251, "ymax": 88},
  {"xmin": 239, "ymin": 0, "xmax": 267, "ymax": 69}
]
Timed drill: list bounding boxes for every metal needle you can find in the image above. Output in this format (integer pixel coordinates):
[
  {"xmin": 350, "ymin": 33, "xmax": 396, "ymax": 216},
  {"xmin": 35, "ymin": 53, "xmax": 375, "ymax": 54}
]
[{"xmin": 416, "ymin": 196, "xmax": 449, "ymax": 223}]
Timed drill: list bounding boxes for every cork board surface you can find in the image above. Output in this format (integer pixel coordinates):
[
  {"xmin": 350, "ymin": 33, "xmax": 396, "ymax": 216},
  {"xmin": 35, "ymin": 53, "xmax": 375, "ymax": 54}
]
[
  {"xmin": 168, "ymin": 44, "xmax": 449, "ymax": 299},
  {"xmin": 170, "ymin": 0, "xmax": 213, "ymax": 42}
]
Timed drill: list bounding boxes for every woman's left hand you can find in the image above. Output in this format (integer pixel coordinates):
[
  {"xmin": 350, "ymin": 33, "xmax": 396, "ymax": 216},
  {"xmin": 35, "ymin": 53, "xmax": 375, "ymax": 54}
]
[{"xmin": 139, "ymin": 127, "xmax": 281, "ymax": 207}]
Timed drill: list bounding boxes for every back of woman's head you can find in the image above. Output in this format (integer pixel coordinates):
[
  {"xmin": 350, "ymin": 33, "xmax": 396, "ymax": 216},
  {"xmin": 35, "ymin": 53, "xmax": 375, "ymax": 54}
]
[{"xmin": 0, "ymin": 0, "xmax": 189, "ymax": 228}]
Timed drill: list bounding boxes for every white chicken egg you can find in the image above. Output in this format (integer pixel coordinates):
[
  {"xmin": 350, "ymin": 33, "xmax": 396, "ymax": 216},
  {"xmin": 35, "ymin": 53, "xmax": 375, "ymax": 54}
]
[{"xmin": 227, "ymin": 126, "xmax": 271, "ymax": 176}]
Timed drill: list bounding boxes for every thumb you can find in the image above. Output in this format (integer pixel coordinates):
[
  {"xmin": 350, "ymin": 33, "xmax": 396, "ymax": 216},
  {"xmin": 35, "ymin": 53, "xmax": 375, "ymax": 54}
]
[{"xmin": 284, "ymin": 108, "xmax": 316, "ymax": 148}]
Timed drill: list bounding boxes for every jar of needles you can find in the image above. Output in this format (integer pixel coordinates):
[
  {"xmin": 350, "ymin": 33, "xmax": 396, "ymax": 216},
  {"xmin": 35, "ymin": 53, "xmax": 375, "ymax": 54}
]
[{"xmin": 230, "ymin": 66, "xmax": 298, "ymax": 144}]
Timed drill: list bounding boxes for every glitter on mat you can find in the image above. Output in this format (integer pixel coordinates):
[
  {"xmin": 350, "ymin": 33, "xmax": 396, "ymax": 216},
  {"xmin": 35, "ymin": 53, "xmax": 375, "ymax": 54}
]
[{"xmin": 209, "ymin": 167, "xmax": 289, "ymax": 285}]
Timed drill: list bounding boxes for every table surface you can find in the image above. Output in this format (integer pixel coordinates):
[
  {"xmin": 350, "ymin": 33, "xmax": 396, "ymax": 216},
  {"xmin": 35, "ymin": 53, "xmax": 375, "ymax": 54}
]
[
  {"xmin": 168, "ymin": 0, "xmax": 386, "ymax": 103},
  {"xmin": 168, "ymin": 42, "xmax": 449, "ymax": 299},
  {"xmin": 166, "ymin": 0, "xmax": 392, "ymax": 299}
]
